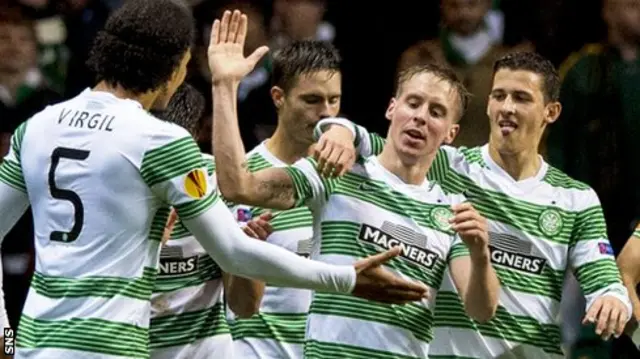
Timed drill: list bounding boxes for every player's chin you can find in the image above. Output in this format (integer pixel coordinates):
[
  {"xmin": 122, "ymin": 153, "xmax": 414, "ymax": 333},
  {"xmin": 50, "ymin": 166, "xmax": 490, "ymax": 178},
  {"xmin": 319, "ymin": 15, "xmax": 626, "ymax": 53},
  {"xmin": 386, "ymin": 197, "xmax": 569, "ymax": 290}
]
[{"xmin": 396, "ymin": 149, "xmax": 428, "ymax": 167}]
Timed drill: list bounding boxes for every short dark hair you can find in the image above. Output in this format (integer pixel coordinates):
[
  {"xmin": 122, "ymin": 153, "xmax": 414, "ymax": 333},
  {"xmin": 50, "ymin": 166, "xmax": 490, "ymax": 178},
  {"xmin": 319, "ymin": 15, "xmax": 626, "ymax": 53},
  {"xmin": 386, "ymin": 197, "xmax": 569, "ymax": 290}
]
[
  {"xmin": 271, "ymin": 40, "xmax": 341, "ymax": 92},
  {"xmin": 157, "ymin": 83, "xmax": 205, "ymax": 137},
  {"xmin": 394, "ymin": 63, "xmax": 471, "ymax": 122},
  {"xmin": 87, "ymin": 0, "xmax": 194, "ymax": 95},
  {"xmin": 492, "ymin": 52, "xmax": 560, "ymax": 102}
]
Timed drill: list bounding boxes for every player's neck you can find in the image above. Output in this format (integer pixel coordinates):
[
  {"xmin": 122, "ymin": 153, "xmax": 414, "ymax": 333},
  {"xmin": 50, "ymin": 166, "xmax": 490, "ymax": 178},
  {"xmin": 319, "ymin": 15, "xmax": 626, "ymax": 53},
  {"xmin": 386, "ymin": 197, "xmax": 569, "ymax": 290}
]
[
  {"xmin": 93, "ymin": 81, "xmax": 157, "ymax": 110},
  {"xmin": 488, "ymin": 142, "xmax": 541, "ymax": 181},
  {"xmin": 377, "ymin": 144, "xmax": 431, "ymax": 186},
  {"xmin": 265, "ymin": 127, "xmax": 309, "ymax": 164}
]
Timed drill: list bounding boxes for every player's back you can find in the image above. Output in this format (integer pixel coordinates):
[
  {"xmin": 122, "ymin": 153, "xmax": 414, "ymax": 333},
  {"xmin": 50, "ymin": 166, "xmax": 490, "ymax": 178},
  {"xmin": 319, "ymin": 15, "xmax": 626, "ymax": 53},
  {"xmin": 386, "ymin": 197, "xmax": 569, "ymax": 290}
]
[{"xmin": 15, "ymin": 89, "xmax": 184, "ymax": 359}]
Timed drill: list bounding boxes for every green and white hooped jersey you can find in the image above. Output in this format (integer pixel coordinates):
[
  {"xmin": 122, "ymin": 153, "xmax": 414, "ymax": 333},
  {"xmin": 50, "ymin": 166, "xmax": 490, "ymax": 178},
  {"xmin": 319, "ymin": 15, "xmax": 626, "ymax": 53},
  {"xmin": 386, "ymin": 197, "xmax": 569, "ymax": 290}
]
[
  {"xmin": 149, "ymin": 154, "xmax": 233, "ymax": 359},
  {"xmin": 353, "ymin": 129, "xmax": 628, "ymax": 359},
  {"xmin": 285, "ymin": 155, "xmax": 469, "ymax": 359},
  {"xmin": 229, "ymin": 143, "xmax": 313, "ymax": 359},
  {"xmin": 1, "ymin": 89, "xmax": 217, "ymax": 359}
]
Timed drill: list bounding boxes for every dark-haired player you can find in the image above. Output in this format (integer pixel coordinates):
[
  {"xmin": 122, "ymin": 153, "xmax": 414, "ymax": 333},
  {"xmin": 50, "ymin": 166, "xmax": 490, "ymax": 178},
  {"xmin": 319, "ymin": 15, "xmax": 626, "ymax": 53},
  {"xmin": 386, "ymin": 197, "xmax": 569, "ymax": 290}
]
[
  {"xmin": 0, "ymin": 1, "xmax": 428, "ymax": 358},
  {"xmin": 228, "ymin": 40, "xmax": 344, "ymax": 359}
]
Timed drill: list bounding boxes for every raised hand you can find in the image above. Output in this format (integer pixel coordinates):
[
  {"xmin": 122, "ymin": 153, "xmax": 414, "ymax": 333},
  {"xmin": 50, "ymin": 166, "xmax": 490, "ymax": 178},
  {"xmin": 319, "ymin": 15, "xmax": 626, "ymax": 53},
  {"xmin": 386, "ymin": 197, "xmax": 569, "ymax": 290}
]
[
  {"xmin": 208, "ymin": 10, "xmax": 269, "ymax": 84},
  {"xmin": 313, "ymin": 125, "xmax": 356, "ymax": 178},
  {"xmin": 450, "ymin": 202, "xmax": 489, "ymax": 255},
  {"xmin": 352, "ymin": 247, "xmax": 430, "ymax": 304}
]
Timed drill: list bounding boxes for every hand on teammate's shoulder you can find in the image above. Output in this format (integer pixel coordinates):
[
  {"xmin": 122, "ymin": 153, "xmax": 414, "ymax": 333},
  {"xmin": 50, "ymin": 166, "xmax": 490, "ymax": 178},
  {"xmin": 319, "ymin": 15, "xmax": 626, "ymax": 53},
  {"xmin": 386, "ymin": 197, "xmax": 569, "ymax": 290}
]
[{"xmin": 313, "ymin": 125, "xmax": 357, "ymax": 178}]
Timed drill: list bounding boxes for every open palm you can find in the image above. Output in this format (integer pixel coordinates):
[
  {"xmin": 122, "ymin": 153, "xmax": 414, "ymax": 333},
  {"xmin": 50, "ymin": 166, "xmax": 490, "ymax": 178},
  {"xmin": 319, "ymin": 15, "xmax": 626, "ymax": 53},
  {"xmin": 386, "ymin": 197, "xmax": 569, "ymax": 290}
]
[{"xmin": 208, "ymin": 10, "xmax": 269, "ymax": 84}]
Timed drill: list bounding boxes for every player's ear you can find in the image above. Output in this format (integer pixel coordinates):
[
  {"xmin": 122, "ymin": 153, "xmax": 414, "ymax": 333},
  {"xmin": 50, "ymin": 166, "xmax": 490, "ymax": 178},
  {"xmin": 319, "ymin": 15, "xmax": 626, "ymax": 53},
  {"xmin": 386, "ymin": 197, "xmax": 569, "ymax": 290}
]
[
  {"xmin": 544, "ymin": 101, "xmax": 562, "ymax": 125},
  {"xmin": 271, "ymin": 86, "xmax": 285, "ymax": 111},
  {"xmin": 385, "ymin": 98, "xmax": 397, "ymax": 122},
  {"xmin": 443, "ymin": 123, "xmax": 460, "ymax": 144}
]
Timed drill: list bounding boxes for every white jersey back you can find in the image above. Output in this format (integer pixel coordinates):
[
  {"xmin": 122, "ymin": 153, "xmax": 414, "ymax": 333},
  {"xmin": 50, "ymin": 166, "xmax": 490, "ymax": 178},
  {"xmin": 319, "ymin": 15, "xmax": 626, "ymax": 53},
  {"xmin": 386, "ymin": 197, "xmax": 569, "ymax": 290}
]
[
  {"xmin": 228, "ymin": 143, "xmax": 313, "ymax": 359},
  {"xmin": 2, "ymin": 89, "xmax": 217, "ymax": 359},
  {"xmin": 149, "ymin": 154, "xmax": 233, "ymax": 359},
  {"xmin": 286, "ymin": 155, "xmax": 468, "ymax": 359}
]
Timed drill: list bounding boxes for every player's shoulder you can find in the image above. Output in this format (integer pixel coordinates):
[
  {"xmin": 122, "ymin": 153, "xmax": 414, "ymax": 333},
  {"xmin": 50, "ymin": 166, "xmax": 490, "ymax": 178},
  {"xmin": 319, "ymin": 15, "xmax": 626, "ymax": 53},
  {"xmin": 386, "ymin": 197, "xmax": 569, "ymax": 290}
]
[
  {"xmin": 429, "ymin": 179, "xmax": 465, "ymax": 204},
  {"xmin": 21, "ymin": 96, "xmax": 69, "ymax": 128},
  {"xmin": 245, "ymin": 142, "xmax": 264, "ymax": 158},
  {"xmin": 542, "ymin": 164, "xmax": 592, "ymax": 191},
  {"xmin": 433, "ymin": 144, "xmax": 482, "ymax": 173},
  {"xmin": 347, "ymin": 156, "xmax": 371, "ymax": 177},
  {"xmin": 542, "ymin": 163, "xmax": 600, "ymax": 209},
  {"xmin": 141, "ymin": 113, "xmax": 193, "ymax": 151}
]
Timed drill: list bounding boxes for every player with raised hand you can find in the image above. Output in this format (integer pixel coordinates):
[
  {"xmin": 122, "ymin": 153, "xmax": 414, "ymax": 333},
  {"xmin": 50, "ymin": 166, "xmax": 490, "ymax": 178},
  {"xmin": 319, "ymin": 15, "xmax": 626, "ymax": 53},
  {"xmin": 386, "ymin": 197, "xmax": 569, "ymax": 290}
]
[
  {"xmin": 209, "ymin": 10, "xmax": 499, "ymax": 359},
  {"xmin": 226, "ymin": 40, "xmax": 345, "ymax": 358},
  {"xmin": 0, "ymin": 1, "xmax": 428, "ymax": 358}
]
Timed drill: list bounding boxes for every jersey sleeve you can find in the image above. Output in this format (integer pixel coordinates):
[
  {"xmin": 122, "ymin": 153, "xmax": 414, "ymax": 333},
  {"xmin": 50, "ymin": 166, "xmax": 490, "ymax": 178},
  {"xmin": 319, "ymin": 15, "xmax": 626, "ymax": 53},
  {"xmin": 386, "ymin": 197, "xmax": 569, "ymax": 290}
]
[
  {"xmin": 140, "ymin": 126, "xmax": 217, "ymax": 221},
  {"xmin": 283, "ymin": 156, "xmax": 330, "ymax": 210},
  {"xmin": 570, "ymin": 189, "xmax": 632, "ymax": 319},
  {"xmin": 0, "ymin": 121, "xmax": 28, "ymax": 193}
]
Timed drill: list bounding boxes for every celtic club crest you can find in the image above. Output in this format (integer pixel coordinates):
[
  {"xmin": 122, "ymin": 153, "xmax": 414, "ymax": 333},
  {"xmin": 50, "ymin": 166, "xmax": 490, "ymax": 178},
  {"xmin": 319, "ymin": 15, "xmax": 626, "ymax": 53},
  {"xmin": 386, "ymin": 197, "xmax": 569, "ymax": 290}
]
[
  {"xmin": 430, "ymin": 207, "xmax": 454, "ymax": 231},
  {"xmin": 538, "ymin": 208, "xmax": 563, "ymax": 237}
]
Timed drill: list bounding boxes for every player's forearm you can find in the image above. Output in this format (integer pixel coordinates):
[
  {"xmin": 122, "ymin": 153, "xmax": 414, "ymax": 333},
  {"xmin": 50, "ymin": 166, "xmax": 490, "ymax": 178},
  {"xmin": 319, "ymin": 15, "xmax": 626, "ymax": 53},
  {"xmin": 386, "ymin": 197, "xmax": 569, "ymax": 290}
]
[
  {"xmin": 623, "ymin": 277, "xmax": 640, "ymax": 321},
  {"xmin": 211, "ymin": 80, "xmax": 253, "ymax": 202},
  {"xmin": 464, "ymin": 249, "xmax": 500, "ymax": 323},
  {"xmin": 185, "ymin": 201, "xmax": 355, "ymax": 293},
  {"xmin": 618, "ymin": 237, "xmax": 640, "ymax": 318},
  {"xmin": 223, "ymin": 273, "xmax": 265, "ymax": 318}
]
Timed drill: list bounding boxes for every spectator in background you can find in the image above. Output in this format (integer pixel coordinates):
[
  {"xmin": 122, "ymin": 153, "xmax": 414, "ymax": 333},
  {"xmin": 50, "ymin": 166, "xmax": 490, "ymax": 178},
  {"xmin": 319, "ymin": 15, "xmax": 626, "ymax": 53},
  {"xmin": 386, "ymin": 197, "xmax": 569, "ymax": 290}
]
[
  {"xmin": 270, "ymin": 0, "xmax": 335, "ymax": 51},
  {"xmin": 398, "ymin": 0, "xmax": 531, "ymax": 148},
  {"xmin": 547, "ymin": 0, "xmax": 640, "ymax": 251}
]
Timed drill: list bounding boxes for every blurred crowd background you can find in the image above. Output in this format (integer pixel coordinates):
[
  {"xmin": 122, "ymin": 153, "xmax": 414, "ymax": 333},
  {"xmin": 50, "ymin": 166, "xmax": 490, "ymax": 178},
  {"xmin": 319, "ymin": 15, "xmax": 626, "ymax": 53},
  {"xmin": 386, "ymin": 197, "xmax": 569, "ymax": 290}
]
[{"xmin": 0, "ymin": 0, "xmax": 639, "ymax": 358}]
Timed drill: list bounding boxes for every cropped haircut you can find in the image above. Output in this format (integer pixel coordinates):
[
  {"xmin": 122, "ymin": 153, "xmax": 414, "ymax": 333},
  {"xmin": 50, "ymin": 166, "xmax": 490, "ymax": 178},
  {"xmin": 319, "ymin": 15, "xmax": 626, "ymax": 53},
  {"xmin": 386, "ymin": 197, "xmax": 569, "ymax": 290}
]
[
  {"xmin": 395, "ymin": 63, "xmax": 471, "ymax": 122},
  {"xmin": 271, "ymin": 40, "xmax": 341, "ymax": 92},
  {"xmin": 155, "ymin": 83, "xmax": 205, "ymax": 137},
  {"xmin": 86, "ymin": 0, "xmax": 194, "ymax": 95},
  {"xmin": 492, "ymin": 52, "xmax": 561, "ymax": 103}
]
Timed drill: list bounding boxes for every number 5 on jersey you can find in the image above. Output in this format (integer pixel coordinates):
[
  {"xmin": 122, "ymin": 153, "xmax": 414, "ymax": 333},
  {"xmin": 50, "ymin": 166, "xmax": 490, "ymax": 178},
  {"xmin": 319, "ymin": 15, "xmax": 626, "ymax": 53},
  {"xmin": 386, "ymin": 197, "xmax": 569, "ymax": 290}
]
[{"xmin": 48, "ymin": 147, "xmax": 90, "ymax": 242}]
